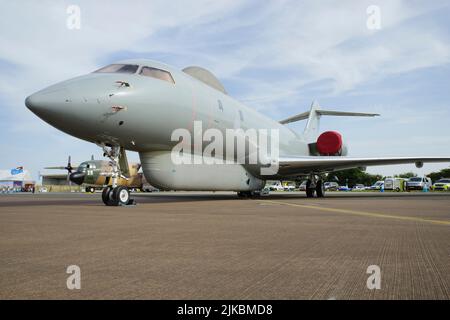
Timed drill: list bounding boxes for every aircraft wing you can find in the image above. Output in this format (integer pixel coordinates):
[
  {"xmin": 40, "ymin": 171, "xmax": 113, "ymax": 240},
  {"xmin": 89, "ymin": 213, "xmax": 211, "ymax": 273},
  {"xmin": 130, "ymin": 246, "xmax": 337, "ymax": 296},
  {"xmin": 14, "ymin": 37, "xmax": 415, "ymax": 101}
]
[
  {"xmin": 41, "ymin": 174, "xmax": 69, "ymax": 179},
  {"xmin": 277, "ymin": 156, "xmax": 450, "ymax": 176}
]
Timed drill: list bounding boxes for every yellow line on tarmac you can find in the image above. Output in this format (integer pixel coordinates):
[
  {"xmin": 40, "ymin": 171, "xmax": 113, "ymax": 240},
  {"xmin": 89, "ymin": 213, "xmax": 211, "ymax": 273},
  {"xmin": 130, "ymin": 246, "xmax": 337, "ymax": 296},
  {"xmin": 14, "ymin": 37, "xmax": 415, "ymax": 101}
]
[{"xmin": 261, "ymin": 200, "xmax": 450, "ymax": 226}]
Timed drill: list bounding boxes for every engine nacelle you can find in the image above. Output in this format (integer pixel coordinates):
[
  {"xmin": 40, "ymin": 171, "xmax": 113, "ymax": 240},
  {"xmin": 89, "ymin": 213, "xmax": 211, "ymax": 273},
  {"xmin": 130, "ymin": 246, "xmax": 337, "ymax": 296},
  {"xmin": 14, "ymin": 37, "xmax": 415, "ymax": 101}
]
[
  {"xmin": 316, "ymin": 131, "xmax": 348, "ymax": 156},
  {"xmin": 139, "ymin": 151, "xmax": 265, "ymax": 191}
]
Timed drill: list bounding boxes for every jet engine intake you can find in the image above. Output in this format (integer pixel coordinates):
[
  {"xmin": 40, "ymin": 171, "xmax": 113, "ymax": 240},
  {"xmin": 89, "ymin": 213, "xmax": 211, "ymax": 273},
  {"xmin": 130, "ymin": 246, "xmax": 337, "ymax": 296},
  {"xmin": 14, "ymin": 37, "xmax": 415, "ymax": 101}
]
[{"xmin": 316, "ymin": 131, "xmax": 348, "ymax": 156}]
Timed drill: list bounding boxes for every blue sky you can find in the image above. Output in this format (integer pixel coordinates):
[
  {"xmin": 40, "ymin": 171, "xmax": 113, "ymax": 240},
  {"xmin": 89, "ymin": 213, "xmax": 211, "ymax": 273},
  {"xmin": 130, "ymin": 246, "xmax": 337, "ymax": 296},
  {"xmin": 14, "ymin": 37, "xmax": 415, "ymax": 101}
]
[{"xmin": 0, "ymin": 0, "xmax": 449, "ymax": 181}]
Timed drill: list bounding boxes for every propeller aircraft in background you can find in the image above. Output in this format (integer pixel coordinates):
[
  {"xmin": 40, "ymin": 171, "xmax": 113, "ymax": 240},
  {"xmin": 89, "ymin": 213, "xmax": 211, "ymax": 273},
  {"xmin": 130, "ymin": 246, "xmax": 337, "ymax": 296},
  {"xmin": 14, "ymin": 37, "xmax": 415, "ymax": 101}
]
[{"xmin": 45, "ymin": 154, "xmax": 153, "ymax": 194}]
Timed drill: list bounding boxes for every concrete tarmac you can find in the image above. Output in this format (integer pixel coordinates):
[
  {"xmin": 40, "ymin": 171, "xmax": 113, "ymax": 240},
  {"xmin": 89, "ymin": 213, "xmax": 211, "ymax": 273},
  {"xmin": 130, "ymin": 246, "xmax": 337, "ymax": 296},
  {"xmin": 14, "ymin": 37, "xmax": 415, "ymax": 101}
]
[{"xmin": 0, "ymin": 191, "xmax": 449, "ymax": 299}]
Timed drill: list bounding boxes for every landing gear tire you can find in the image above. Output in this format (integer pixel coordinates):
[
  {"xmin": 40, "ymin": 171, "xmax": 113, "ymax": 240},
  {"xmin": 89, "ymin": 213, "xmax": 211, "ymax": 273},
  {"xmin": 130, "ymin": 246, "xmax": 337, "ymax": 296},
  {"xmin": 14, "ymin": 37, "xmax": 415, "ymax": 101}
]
[
  {"xmin": 306, "ymin": 180, "xmax": 315, "ymax": 198},
  {"xmin": 237, "ymin": 191, "xmax": 258, "ymax": 198},
  {"xmin": 316, "ymin": 180, "xmax": 325, "ymax": 198},
  {"xmin": 102, "ymin": 186, "xmax": 115, "ymax": 206},
  {"xmin": 112, "ymin": 186, "xmax": 130, "ymax": 206},
  {"xmin": 86, "ymin": 186, "xmax": 95, "ymax": 193},
  {"xmin": 237, "ymin": 191, "xmax": 249, "ymax": 198}
]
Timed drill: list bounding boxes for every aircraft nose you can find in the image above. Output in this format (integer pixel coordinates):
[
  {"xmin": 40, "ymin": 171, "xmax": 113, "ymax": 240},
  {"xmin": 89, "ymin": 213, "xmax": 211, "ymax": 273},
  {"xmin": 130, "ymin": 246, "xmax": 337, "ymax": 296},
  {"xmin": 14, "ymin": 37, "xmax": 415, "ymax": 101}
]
[
  {"xmin": 69, "ymin": 172, "xmax": 85, "ymax": 185},
  {"xmin": 25, "ymin": 86, "xmax": 68, "ymax": 117},
  {"xmin": 25, "ymin": 93, "xmax": 44, "ymax": 113}
]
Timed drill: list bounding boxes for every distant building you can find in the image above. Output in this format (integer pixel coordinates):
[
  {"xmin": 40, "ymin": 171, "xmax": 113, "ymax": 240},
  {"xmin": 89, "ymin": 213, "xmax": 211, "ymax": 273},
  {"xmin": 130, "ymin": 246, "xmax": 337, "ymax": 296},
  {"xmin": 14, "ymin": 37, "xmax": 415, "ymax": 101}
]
[
  {"xmin": 41, "ymin": 174, "xmax": 70, "ymax": 186},
  {"xmin": 0, "ymin": 167, "xmax": 35, "ymax": 191}
]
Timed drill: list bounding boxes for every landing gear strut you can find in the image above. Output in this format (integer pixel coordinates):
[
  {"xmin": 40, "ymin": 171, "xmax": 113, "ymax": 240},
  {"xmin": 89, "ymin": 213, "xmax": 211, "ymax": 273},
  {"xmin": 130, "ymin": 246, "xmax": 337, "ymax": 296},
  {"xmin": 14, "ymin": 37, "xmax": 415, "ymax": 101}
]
[
  {"xmin": 316, "ymin": 180, "xmax": 325, "ymax": 198},
  {"xmin": 306, "ymin": 174, "xmax": 325, "ymax": 198},
  {"xmin": 306, "ymin": 180, "xmax": 315, "ymax": 198},
  {"xmin": 99, "ymin": 144, "xmax": 134, "ymax": 206}
]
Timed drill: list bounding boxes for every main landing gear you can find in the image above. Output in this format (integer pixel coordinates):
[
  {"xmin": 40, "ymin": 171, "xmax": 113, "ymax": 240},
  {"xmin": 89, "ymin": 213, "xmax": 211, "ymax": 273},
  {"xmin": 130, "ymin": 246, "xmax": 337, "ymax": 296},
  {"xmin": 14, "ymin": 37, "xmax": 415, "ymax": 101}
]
[
  {"xmin": 305, "ymin": 175, "xmax": 325, "ymax": 198},
  {"xmin": 237, "ymin": 191, "xmax": 258, "ymax": 198},
  {"xmin": 85, "ymin": 186, "xmax": 96, "ymax": 193},
  {"xmin": 99, "ymin": 144, "xmax": 134, "ymax": 207}
]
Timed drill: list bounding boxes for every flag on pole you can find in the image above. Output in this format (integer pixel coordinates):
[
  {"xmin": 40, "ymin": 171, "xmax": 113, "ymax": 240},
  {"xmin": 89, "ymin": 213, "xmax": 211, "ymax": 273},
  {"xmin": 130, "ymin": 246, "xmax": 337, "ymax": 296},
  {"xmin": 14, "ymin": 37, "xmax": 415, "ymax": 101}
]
[{"xmin": 11, "ymin": 167, "xmax": 24, "ymax": 175}]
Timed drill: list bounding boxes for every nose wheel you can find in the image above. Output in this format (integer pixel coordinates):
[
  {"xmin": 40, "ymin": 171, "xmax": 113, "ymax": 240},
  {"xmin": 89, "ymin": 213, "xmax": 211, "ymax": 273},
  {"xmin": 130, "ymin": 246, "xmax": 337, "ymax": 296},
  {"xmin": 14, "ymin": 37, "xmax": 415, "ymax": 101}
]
[
  {"xmin": 102, "ymin": 186, "xmax": 114, "ymax": 206},
  {"xmin": 102, "ymin": 186, "xmax": 133, "ymax": 206}
]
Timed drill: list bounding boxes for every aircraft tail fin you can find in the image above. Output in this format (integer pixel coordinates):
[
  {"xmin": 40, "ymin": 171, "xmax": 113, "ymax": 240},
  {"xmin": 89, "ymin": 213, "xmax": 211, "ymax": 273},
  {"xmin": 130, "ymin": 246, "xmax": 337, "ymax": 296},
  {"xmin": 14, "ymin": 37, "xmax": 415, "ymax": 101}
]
[{"xmin": 279, "ymin": 100, "xmax": 379, "ymax": 142}]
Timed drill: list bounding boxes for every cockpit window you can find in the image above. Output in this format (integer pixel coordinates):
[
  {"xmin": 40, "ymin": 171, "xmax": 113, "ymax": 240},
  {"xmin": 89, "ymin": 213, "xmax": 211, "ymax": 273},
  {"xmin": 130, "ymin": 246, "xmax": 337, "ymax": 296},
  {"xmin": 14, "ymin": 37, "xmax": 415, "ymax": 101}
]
[
  {"xmin": 94, "ymin": 64, "xmax": 139, "ymax": 74},
  {"xmin": 139, "ymin": 66, "xmax": 175, "ymax": 84}
]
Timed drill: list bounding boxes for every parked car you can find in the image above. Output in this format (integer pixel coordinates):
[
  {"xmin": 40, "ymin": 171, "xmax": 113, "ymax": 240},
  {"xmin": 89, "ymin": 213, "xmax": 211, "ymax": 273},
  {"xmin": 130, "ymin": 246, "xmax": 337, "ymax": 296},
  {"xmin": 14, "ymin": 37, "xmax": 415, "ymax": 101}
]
[
  {"xmin": 432, "ymin": 178, "xmax": 450, "ymax": 191},
  {"xmin": 298, "ymin": 181, "xmax": 308, "ymax": 191},
  {"xmin": 283, "ymin": 183, "xmax": 296, "ymax": 191},
  {"xmin": 352, "ymin": 184, "xmax": 366, "ymax": 191},
  {"xmin": 338, "ymin": 185, "xmax": 351, "ymax": 191},
  {"xmin": 324, "ymin": 182, "xmax": 339, "ymax": 191},
  {"xmin": 141, "ymin": 184, "xmax": 159, "ymax": 192},
  {"xmin": 368, "ymin": 181, "xmax": 384, "ymax": 190},
  {"xmin": 268, "ymin": 182, "xmax": 284, "ymax": 191},
  {"xmin": 406, "ymin": 177, "xmax": 432, "ymax": 191}
]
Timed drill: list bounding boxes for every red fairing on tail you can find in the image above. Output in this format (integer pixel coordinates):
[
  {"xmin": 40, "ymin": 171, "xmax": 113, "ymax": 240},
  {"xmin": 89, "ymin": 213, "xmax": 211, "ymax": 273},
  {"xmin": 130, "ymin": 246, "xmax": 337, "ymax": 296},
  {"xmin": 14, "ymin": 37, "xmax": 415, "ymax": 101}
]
[{"xmin": 316, "ymin": 131, "xmax": 343, "ymax": 156}]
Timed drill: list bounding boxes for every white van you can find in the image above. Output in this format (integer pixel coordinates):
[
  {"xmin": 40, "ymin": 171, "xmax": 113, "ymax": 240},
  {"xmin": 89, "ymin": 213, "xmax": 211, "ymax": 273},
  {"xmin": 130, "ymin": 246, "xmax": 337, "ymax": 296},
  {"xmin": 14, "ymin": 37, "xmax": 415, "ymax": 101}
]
[
  {"xmin": 406, "ymin": 177, "xmax": 432, "ymax": 191},
  {"xmin": 384, "ymin": 177, "xmax": 406, "ymax": 192},
  {"xmin": 369, "ymin": 181, "xmax": 384, "ymax": 190}
]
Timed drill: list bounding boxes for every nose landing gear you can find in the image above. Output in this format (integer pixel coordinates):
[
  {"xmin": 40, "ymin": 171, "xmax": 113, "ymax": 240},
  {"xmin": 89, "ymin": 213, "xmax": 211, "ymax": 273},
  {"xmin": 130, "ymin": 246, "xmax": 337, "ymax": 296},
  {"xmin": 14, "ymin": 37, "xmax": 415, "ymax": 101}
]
[
  {"xmin": 99, "ymin": 144, "xmax": 135, "ymax": 206},
  {"xmin": 102, "ymin": 185, "xmax": 133, "ymax": 206}
]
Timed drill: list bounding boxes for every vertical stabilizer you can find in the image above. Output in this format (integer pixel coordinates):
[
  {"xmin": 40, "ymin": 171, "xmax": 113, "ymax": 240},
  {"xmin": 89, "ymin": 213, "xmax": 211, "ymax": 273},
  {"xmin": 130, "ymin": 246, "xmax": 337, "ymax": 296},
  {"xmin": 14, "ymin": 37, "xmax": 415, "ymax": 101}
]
[{"xmin": 303, "ymin": 100, "xmax": 321, "ymax": 142}]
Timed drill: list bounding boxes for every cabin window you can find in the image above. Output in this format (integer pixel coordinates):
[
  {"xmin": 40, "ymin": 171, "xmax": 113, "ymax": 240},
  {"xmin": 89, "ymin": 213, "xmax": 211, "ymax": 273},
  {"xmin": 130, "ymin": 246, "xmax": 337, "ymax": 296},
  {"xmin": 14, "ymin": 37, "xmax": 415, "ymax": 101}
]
[
  {"xmin": 93, "ymin": 64, "xmax": 139, "ymax": 74},
  {"xmin": 139, "ymin": 66, "xmax": 175, "ymax": 84}
]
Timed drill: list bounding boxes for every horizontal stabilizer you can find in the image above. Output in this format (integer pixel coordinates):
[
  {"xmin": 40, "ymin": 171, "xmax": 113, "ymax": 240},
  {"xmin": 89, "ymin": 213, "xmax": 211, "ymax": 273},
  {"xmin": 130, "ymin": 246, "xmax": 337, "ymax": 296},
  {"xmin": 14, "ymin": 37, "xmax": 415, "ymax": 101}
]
[
  {"xmin": 316, "ymin": 110, "xmax": 380, "ymax": 118},
  {"xmin": 279, "ymin": 108, "xmax": 379, "ymax": 125},
  {"xmin": 279, "ymin": 112, "xmax": 310, "ymax": 124},
  {"xmin": 279, "ymin": 100, "xmax": 379, "ymax": 142}
]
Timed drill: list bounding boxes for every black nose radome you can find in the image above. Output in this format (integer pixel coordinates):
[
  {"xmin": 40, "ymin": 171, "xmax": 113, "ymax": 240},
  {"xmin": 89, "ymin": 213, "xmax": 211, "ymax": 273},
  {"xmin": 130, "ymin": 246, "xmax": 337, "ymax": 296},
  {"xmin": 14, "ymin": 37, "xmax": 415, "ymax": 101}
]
[{"xmin": 69, "ymin": 172, "xmax": 86, "ymax": 185}]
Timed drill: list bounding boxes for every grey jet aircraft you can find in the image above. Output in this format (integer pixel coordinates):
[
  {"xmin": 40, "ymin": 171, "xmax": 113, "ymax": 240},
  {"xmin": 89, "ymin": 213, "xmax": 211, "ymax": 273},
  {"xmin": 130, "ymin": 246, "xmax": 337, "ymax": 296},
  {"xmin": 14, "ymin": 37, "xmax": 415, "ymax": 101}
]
[{"xmin": 25, "ymin": 60, "xmax": 450, "ymax": 205}]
